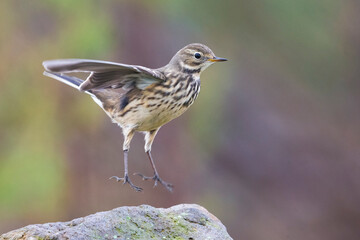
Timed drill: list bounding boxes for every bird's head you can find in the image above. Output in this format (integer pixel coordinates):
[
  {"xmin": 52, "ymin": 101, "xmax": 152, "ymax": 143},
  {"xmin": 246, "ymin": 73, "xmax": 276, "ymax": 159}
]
[{"xmin": 167, "ymin": 43, "xmax": 227, "ymax": 74}]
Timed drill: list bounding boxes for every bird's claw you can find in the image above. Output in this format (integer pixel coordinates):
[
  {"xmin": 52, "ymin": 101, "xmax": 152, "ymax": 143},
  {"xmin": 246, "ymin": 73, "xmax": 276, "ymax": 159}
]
[
  {"xmin": 110, "ymin": 175, "xmax": 143, "ymax": 192},
  {"xmin": 134, "ymin": 172, "xmax": 173, "ymax": 192}
]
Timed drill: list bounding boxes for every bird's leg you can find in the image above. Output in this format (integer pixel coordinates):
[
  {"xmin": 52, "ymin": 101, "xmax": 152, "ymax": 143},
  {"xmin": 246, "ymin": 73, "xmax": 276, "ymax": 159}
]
[
  {"xmin": 110, "ymin": 128, "xmax": 142, "ymax": 192},
  {"xmin": 134, "ymin": 129, "xmax": 173, "ymax": 192},
  {"xmin": 139, "ymin": 150, "xmax": 174, "ymax": 192}
]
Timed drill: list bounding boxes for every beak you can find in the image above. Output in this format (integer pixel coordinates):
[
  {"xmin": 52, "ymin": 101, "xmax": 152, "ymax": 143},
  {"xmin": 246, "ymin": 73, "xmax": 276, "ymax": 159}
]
[{"xmin": 208, "ymin": 56, "xmax": 228, "ymax": 62}]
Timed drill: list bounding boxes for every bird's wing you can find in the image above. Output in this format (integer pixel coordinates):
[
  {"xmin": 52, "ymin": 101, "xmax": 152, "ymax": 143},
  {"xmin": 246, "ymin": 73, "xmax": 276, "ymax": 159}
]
[{"xmin": 42, "ymin": 59, "xmax": 166, "ymax": 91}]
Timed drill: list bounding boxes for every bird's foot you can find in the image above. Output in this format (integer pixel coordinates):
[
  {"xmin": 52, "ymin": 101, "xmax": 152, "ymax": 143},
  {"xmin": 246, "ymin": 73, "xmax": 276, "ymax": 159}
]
[
  {"xmin": 110, "ymin": 174, "xmax": 143, "ymax": 192},
  {"xmin": 134, "ymin": 172, "xmax": 173, "ymax": 192}
]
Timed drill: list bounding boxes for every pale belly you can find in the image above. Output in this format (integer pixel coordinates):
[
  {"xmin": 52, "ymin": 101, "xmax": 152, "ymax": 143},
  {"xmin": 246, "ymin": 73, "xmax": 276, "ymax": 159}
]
[
  {"xmin": 101, "ymin": 75, "xmax": 200, "ymax": 132},
  {"xmin": 113, "ymin": 97, "xmax": 191, "ymax": 131}
]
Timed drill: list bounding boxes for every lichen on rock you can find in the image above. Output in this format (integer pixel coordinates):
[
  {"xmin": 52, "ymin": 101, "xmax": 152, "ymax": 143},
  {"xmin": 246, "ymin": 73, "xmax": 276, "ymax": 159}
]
[{"xmin": 0, "ymin": 204, "xmax": 232, "ymax": 240}]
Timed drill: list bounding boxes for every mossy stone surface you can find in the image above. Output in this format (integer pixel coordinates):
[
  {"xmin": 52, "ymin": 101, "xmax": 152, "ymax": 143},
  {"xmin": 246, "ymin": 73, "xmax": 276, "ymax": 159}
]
[{"xmin": 0, "ymin": 204, "xmax": 232, "ymax": 240}]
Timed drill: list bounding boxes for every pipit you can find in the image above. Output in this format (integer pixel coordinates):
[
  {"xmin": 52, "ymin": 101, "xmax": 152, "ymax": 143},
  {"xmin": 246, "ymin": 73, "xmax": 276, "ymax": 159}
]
[{"xmin": 43, "ymin": 43, "xmax": 227, "ymax": 192}]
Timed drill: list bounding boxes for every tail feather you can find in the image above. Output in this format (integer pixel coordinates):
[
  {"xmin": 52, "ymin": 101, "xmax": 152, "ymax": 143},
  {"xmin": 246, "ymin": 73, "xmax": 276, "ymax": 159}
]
[
  {"xmin": 43, "ymin": 71, "xmax": 85, "ymax": 89},
  {"xmin": 44, "ymin": 71, "xmax": 108, "ymax": 110},
  {"xmin": 43, "ymin": 71, "xmax": 96, "ymax": 97}
]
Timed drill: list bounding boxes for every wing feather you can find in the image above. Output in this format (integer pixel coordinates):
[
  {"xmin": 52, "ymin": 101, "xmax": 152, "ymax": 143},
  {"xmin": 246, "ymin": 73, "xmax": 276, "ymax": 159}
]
[{"xmin": 42, "ymin": 59, "xmax": 166, "ymax": 91}]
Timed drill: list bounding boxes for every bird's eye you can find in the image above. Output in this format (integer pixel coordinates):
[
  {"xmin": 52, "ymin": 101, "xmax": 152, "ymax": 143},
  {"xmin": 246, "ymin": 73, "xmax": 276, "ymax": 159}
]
[{"xmin": 194, "ymin": 52, "xmax": 201, "ymax": 59}]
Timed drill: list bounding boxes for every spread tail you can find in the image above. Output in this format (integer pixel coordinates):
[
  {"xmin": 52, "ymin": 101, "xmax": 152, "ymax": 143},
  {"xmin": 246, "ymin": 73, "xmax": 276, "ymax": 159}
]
[
  {"xmin": 43, "ymin": 71, "xmax": 96, "ymax": 97},
  {"xmin": 43, "ymin": 71, "xmax": 84, "ymax": 90}
]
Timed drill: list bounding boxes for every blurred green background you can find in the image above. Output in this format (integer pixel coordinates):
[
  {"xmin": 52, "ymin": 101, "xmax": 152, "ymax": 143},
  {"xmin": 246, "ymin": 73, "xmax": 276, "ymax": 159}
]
[{"xmin": 1, "ymin": 0, "xmax": 360, "ymax": 239}]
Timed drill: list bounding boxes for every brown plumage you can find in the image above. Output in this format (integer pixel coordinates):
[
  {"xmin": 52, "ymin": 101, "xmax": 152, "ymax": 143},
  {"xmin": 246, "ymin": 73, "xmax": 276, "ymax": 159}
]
[{"xmin": 43, "ymin": 43, "xmax": 227, "ymax": 192}]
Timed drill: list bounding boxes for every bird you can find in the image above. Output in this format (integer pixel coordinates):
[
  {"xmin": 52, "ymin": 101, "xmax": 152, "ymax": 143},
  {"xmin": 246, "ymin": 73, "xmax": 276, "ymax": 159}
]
[{"xmin": 42, "ymin": 43, "xmax": 227, "ymax": 192}]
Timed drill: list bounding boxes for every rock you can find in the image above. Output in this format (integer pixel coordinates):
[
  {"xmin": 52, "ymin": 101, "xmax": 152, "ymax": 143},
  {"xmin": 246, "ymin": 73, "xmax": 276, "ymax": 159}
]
[{"xmin": 1, "ymin": 204, "xmax": 232, "ymax": 240}]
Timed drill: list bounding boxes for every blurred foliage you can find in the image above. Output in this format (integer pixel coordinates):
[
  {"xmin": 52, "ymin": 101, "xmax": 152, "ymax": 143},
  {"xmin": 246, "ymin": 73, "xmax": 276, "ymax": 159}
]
[
  {"xmin": 0, "ymin": 0, "xmax": 359, "ymax": 239},
  {"xmin": 0, "ymin": 0, "xmax": 113, "ymax": 222}
]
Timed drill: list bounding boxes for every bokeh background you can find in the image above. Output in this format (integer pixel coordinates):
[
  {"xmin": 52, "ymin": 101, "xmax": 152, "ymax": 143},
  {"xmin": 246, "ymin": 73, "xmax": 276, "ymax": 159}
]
[{"xmin": 1, "ymin": 0, "xmax": 360, "ymax": 239}]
